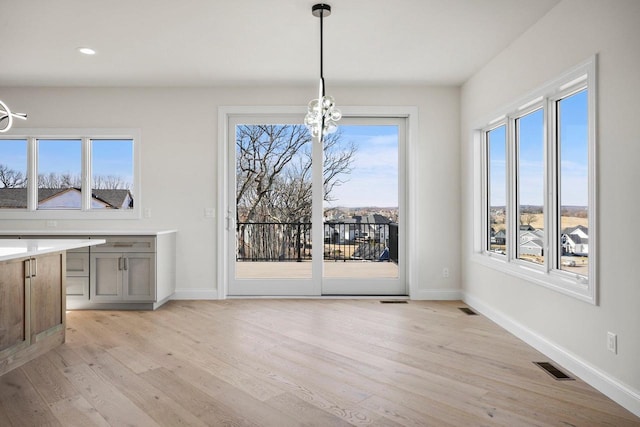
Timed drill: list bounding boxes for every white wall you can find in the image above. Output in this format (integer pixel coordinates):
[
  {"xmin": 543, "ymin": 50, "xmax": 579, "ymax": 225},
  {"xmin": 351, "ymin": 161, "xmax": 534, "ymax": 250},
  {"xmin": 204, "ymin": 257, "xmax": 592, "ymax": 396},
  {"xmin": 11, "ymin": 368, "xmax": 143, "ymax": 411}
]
[
  {"xmin": 461, "ymin": 0, "xmax": 640, "ymax": 415},
  {"xmin": 0, "ymin": 84, "xmax": 460, "ymax": 299}
]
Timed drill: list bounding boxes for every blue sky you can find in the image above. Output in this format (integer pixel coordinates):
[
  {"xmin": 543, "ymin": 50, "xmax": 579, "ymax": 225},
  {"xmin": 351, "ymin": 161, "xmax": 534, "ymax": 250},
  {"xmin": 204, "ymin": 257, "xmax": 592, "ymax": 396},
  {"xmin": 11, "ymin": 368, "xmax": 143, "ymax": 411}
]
[
  {"xmin": 489, "ymin": 89, "xmax": 588, "ymax": 207},
  {"xmin": 325, "ymin": 125, "xmax": 399, "ymax": 208},
  {"xmin": 0, "ymin": 139, "xmax": 133, "ymax": 187}
]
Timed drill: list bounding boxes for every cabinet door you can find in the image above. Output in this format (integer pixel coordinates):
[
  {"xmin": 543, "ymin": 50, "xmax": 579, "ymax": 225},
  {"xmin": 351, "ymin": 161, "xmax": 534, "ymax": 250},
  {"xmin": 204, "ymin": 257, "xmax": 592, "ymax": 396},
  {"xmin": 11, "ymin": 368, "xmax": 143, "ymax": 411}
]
[
  {"xmin": 90, "ymin": 253, "xmax": 123, "ymax": 302},
  {"xmin": 29, "ymin": 252, "xmax": 64, "ymax": 341},
  {"xmin": 123, "ymin": 253, "xmax": 155, "ymax": 302},
  {"xmin": 0, "ymin": 258, "xmax": 28, "ymax": 353}
]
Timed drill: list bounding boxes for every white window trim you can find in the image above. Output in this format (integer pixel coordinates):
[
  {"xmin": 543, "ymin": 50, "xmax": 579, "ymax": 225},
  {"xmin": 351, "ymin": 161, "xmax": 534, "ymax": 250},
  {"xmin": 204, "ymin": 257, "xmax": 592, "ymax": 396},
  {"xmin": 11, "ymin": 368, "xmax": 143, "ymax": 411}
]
[
  {"xmin": 472, "ymin": 56, "xmax": 597, "ymax": 304},
  {"xmin": 0, "ymin": 128, "xmax": 141, "ymax": 220}
]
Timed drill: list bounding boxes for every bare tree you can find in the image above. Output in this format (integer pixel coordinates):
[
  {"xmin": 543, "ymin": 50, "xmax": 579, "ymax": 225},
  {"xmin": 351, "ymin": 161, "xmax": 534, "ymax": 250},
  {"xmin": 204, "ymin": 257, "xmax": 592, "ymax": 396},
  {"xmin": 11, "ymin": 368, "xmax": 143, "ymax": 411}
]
[
  {"xmin": 93, "ymin": 175, "xmax": 130, "ymax": 189},
  {"xmin": 521, "ymin": 212, "xmax": 537, "ymax": 227},
  {"xmin": 37, "ymin": 172, "xmax": 82, "ymax": 188},
  {"xmin": 236, "ymin": 124, "xmax": 356, "ymax": 223},
  {"xmin": 235, "ymin": 124, "xmax": 356, "ymax": 260},
  {"xmin": 0, "ymin": 164, "xmax": 26, "ymax": 188},
  {"xmin": 34, "ymin": 172, "xmax": 130, "ymax": 189}
]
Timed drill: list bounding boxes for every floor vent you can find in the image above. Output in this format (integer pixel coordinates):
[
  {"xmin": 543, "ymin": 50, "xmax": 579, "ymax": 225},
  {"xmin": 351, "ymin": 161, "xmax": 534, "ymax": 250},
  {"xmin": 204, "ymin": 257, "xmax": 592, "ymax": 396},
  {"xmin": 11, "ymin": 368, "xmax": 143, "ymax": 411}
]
[
  {"xmin": 458, "ymin": 307, "xmax": 477, "ymax": 315},
  {"xmin": 380, "ymin": 300, "xmax": 408, "ymax": 304},
  {"xmin": 534, "ymin": 362, "xmax": 574, "ymax": 380}
]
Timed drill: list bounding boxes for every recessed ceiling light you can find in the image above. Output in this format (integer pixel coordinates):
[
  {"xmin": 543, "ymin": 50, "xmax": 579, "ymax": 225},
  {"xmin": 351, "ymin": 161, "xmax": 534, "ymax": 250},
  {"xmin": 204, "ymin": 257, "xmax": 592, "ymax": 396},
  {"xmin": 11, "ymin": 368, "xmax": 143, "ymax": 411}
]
[{"xmin": 77, "ymin": 47, "xmax": 96, "ymax": 55}]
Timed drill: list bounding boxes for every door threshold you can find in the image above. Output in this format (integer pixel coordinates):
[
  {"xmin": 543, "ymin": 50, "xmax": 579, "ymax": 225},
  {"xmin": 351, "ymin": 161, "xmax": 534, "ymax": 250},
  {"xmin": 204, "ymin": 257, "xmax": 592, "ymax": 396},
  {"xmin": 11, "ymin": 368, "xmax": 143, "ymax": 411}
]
[{"xmin": 226, "ymin": 295, "xmax": 409, "ymax": 300}]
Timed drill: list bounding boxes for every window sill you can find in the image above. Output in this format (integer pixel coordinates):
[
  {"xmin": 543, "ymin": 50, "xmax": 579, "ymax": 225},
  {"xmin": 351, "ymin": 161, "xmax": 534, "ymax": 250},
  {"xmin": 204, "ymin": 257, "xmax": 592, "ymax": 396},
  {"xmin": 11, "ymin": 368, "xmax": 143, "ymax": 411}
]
[{"xmin": 0, "ymin": 209, "xmax": 141, "ymax": 220}]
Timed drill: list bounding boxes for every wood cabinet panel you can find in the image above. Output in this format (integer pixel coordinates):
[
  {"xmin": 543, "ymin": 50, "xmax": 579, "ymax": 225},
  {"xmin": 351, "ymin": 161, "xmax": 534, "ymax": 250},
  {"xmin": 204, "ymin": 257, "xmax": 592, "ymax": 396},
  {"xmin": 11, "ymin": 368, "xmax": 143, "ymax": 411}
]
[
  {"xmin": 1, "ymin": 251, "xmax": 65, "ymax": 376},
  {"xmin": 0, "ymin": 258, "xmax": 26, "ymax": 352},
  {"xmin": 29, "ymin": 253, "xmax": 64, "ymax": 338}
]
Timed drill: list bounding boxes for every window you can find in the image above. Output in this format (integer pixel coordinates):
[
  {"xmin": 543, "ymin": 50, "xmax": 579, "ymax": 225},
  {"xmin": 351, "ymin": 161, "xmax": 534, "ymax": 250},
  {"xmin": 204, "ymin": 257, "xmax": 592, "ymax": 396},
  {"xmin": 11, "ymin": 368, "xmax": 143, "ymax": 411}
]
[
  {"xmin": 0, "ymin": 130, "xmax": 139, "ymax": 218},
  {"xmin": 516, "ymin": 108, "xmax": 544, "ymax": 265},
  {"xmin": 37, "ymin": 139, "xmax": 82, "ymax": 210},
  {"xmin": 487, "ymin": 125, "xmax": 507, "ymax": 255},
  {"xmin": 91, "ymin": 139, "xmax": 134, "ymax": 210},
  {"xmin": 557, "ymin": 90, "xmax": 589, "ymax": 276},
  {"xmin": 477, "ymin": 57, "xmax": 596, "ymax": 303},
  {"xmin": 0, "ymin": 139, "xmax": 28, "ymax": 209}
]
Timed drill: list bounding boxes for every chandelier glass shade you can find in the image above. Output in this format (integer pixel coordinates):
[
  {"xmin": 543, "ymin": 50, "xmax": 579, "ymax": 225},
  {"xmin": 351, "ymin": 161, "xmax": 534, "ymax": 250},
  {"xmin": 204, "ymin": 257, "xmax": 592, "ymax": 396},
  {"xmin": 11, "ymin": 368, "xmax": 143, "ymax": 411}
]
[{"xmin": 304, "ymin": 4, "xmax": 341, "ymax": 141}]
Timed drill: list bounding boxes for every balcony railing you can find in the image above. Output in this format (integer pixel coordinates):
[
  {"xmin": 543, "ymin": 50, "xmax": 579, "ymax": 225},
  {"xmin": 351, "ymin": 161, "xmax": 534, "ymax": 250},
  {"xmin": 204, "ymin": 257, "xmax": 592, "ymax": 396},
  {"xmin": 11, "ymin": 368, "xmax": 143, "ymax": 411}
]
[{"xmin": 236, "ymin": 222, "xmax": 398, "ymax": 263}]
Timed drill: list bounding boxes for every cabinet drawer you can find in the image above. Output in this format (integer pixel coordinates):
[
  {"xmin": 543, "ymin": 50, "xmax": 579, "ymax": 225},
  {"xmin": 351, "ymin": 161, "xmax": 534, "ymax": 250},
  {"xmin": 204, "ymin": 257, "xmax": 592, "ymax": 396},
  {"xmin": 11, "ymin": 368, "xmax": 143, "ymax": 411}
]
[
  {"xmin": 66, "ymin": 252, "xmax": 89, "ymax": 276},
  {"xmin": 92, "ymin": 236, "xmax": 156, "ymax": 253},
  {"xmin": 66, "ymin": 276, "xmax": 88, "ymax": 297}
]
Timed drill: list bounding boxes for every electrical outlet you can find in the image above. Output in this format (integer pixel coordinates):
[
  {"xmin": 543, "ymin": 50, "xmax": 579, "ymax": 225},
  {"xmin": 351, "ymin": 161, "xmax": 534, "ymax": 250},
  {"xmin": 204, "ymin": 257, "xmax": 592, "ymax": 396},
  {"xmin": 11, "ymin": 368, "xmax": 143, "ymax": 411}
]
[
  {"xmin": 143, "ymin": 208, "xmax": 152, "ymax": 218},
  {"xmin": 205, "ymin": 208, "xmax": 215, "ymax": 218},
  {"xmin": 45, "ymin": 220, "xmax": 57, "ymax": 228},
  {"xmin": 442, "ymin": 268, "xmax": 449, "ymax": 278},
  {"xmin": 607, "ymin": 332, "xmax": 617, "ymax": 354}
]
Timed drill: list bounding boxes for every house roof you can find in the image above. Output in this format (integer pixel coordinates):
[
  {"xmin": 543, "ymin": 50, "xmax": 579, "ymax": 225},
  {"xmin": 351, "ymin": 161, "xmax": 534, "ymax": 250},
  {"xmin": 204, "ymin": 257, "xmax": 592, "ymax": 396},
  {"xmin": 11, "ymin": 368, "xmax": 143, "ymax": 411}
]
[
  {"xmin": 567, "ymin": 235, "xmax": 588, "ymax": 245},
  {"xmin": 326, "ymin": 213, "xmax": 392, "ymax": 225},
  {"xmin": 0, "ymin": 188, "xmax": 133, "ymax": 209},
  {"xmin": 521, "ymin": 238, "xmax": 543, "ymax": 248},
  {"xmin": 562, "ymin": 225, "xmax": 588, "ymax": 236}
]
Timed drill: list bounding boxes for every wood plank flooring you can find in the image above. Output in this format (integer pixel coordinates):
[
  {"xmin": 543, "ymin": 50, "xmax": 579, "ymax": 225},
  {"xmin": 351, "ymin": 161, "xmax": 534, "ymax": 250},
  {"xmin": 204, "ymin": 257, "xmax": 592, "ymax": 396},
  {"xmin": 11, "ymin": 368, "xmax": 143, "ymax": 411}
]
[{"xmin": 0, "ymin": 299, "xmax": 637, "ymax": 426}]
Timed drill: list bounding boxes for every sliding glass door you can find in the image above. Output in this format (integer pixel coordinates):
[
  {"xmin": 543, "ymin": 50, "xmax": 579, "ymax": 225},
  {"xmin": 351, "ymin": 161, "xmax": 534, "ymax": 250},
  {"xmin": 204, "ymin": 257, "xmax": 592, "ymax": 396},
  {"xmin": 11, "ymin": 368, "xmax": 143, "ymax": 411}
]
[{"xmin": 226, "ymin": 114, "xmax": 405, "ymax": 296}]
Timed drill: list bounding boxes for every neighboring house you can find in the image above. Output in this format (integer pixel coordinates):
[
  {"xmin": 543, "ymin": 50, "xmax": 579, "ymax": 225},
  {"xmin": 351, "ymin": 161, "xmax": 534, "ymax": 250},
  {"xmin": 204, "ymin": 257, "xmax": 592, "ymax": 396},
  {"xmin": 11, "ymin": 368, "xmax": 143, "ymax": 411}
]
[
  {"xmin": 494, "ymin": 229, "xmax": 506, "ymax": 245},
  {"xmin": 562, "ymin": 225, "xmax": 589, "ymax": 256},
  {"xmin": 0, "ymin": 187, "xmax": 133, "ymax": 209},
  {"xmin": 325, "ymin": 214, "xmax": 393, "ymax": 244},
  {"xmin": 520, "ymin": 238, "xmax": 544, "ymax": 257}
]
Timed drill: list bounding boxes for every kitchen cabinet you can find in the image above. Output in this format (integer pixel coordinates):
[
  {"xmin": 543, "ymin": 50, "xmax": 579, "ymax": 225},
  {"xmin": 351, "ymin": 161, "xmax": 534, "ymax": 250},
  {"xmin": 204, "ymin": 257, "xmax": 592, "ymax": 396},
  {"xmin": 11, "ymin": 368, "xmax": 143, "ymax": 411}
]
[
  {"xmin": 66, "ymin": 247, "xmax": 89, "ymax": 298},
  {"xmin": 0, "ymin": 231, "xmax": 176, "ymax": 310},
  {"xmin": 0, "ymin": 251, "xmax": 65, "ymax": 376},
  {"xmin": 90, "ymin": 252, "xmax": 155, "ymax": 302}
]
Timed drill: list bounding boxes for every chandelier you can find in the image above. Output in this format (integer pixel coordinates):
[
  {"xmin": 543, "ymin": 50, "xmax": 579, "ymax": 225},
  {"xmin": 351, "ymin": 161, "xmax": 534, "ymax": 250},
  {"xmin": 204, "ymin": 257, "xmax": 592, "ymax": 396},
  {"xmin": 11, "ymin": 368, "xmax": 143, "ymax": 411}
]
[
  {"xmin": 0, "ymin": 99, "xmax": 27, "ymax": 133},
  {"xmin": 304, "ymin": 3, "xmax": 341, "ymax": 142}
]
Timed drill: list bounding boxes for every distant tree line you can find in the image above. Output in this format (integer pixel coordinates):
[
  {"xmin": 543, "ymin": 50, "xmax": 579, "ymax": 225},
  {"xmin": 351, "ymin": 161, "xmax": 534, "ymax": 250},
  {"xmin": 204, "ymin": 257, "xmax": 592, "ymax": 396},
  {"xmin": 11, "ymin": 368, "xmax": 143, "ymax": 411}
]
[{"xmin": 0, "ymin": 164, "xmax": 130, "ymax": 190}]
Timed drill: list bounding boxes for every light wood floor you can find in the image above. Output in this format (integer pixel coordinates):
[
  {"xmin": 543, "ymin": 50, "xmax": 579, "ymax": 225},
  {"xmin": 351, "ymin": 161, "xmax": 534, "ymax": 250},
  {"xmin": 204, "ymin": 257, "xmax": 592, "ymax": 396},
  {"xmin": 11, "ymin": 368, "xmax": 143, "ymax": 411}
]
[{"xmin": 0, "ymin": 299, "xmax": 637, "ymax": 426}]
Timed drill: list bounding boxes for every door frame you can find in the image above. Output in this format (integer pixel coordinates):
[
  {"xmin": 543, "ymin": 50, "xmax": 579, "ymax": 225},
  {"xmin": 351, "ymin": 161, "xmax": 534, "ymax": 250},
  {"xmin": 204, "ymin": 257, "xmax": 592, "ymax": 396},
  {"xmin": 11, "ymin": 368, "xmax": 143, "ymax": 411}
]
[{"xmin": 217, "ymin": 106, "xmax": 419, "ymax": 299}]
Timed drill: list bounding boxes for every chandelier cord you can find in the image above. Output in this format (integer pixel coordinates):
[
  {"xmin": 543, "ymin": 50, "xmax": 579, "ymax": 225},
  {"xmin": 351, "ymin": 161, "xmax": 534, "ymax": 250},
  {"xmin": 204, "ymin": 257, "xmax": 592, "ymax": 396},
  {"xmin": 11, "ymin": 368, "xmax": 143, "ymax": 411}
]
[{"xmin": 320, "ymin": 6, "xmax": 325, "ymax": 98}]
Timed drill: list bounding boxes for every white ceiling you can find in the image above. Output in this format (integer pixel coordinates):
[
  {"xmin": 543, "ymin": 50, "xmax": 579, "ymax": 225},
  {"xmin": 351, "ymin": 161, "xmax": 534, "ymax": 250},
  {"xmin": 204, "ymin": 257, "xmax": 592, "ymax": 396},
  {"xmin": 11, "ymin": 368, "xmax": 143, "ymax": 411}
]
[{"xmin": 0, "ymin": 0, "xmax": 560, "ymax": 87}]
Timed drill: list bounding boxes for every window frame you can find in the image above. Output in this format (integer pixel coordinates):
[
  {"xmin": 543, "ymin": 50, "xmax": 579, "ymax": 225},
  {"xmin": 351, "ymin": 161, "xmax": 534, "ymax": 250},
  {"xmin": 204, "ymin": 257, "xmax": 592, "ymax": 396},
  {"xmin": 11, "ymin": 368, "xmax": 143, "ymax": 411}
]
[
  {"xmin": 473, "ymin": 56, "xmax": 597, "ymax": 304},
  {"xmin": 0, "ymin": 128, "xmax": 141, "ymax": 220}
]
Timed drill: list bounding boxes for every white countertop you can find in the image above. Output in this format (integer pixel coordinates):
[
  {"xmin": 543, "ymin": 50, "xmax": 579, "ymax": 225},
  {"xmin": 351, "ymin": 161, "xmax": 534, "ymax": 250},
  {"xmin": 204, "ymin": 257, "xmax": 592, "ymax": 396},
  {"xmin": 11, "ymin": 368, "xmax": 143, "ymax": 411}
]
[
  {"xmin": 0, "ymin": 239, "xmax": 106, "ymax": 261},
  {"xmin": 0, "ymin": 230, "xmax": 177, "ymax": 236}
]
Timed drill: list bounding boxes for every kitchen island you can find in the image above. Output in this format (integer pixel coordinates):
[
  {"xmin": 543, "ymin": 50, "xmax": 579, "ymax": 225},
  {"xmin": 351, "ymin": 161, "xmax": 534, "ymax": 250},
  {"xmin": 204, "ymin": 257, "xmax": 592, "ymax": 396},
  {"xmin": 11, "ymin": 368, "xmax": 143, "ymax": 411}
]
[{"xmin": 0, "ymin": 239, "xmax": 104, "ymax": 376}]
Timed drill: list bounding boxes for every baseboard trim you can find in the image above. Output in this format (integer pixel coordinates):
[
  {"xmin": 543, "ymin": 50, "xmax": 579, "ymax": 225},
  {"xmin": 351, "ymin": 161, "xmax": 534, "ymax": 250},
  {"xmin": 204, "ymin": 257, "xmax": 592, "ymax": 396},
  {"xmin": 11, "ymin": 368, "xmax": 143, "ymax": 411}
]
[
  {"xmin": 411, "ymin": 288, "xmax": 463, "ymax": 300},
  {"xmin": 172, "ymin": 288, "xmax": 220, "ymax": 300},
  {"xmin": 463, "ymin": 292, "xmax": 640, "ymax": 418}
]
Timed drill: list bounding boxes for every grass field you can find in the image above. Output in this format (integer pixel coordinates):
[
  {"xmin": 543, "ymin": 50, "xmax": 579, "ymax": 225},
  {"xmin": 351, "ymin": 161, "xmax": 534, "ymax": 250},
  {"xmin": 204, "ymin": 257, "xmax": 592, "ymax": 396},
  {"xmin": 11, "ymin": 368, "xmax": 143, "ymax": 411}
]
[{"xmin": 492, "ymin": 213, "xmax": 588, "ymax": 232}]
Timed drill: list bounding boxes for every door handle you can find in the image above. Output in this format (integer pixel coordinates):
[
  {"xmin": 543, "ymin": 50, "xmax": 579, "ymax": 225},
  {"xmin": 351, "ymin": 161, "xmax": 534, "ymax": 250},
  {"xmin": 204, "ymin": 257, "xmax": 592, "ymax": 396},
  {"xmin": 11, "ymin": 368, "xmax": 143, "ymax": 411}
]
[
  {"xmin": 24, "ymin": 258, "xmax": 37, "ymax": 278},
  {"xmin": 226, "ymin": 210, "xmax": 234, "ymax": 231},
  {"xmin": 123, "ymin": 257, "xmax": 128, "ymax": 271}
]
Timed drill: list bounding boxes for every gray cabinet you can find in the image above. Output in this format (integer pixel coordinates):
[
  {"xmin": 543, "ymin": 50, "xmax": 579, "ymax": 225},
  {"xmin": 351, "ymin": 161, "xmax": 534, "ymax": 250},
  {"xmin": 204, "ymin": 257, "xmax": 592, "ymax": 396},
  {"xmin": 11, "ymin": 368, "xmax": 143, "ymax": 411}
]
[
  {"xmin": 66, "ymin": 248, "xmax": 89, "ymax": 298},
  {"xmin": 1, "ymin": 231, "xmax": 176, "ymax": 310},
  {"xmin": 90, "ymin": 251, "xmax": 155, "ymax": 302}
]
